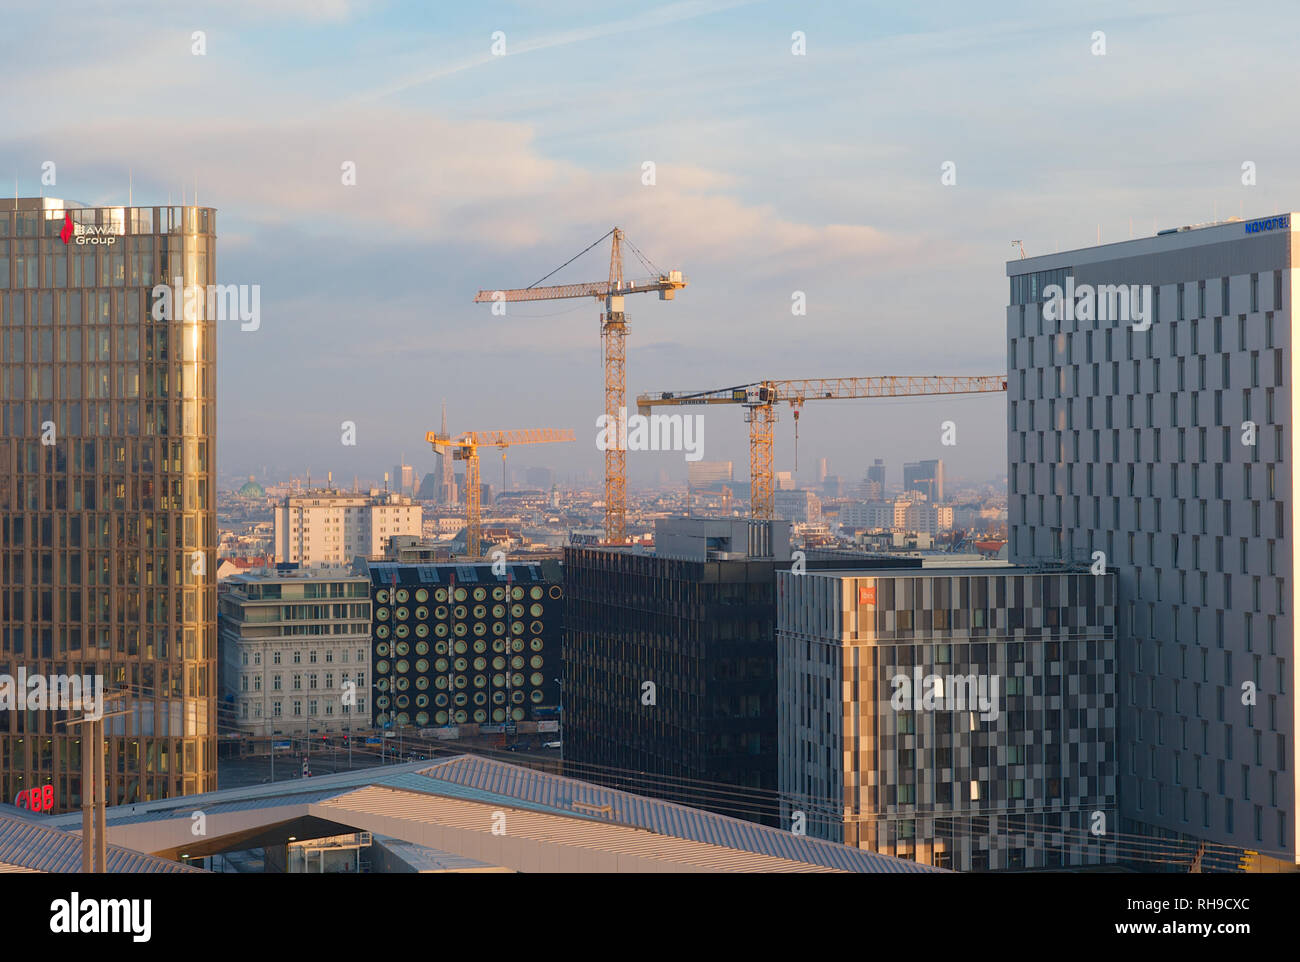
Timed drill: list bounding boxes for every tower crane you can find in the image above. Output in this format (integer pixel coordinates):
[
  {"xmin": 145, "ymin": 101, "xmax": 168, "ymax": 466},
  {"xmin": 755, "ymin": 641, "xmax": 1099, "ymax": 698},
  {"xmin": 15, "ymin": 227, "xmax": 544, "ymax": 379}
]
[
  {"xmin": 426, "ymin": 428, "xmax": 575, "ymax": 558},
  {"xmin": 475, "ymin": 227, "xmax": 687, "ymax": 545},
  {"xmin": 637, "ymin": 375, "xmax": 1007, "ymax": 519}
]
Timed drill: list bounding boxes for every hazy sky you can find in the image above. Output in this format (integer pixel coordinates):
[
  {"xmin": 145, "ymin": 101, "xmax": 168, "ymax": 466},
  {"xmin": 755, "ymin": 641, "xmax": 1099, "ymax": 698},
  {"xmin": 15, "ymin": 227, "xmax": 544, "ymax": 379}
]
[{"xmin": 4, "ymin": 0, "xmax": 1298, "ymax": 490}]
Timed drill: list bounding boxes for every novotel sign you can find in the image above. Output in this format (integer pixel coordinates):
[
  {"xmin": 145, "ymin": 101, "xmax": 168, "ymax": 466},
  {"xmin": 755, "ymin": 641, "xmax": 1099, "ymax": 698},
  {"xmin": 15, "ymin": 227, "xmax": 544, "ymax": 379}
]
[{"xmin": 1244, "ymin": 215, "xmax": 1290, "ymax": 234}]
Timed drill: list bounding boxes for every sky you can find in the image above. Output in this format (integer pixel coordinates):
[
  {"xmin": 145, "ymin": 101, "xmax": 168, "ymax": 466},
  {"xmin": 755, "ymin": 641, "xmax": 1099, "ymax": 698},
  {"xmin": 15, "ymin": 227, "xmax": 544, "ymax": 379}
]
[{"xmin": 4, "ymin": 0, "xmax": 1300, "ymax": 491}]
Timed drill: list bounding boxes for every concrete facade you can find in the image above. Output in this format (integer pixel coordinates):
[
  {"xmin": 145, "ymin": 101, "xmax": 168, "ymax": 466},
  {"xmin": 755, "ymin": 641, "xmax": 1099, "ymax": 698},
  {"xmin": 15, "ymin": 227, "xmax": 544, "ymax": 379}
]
[{"xmin": 1007, "ymin": 213, "xmax": 1298, "ymax": 864}]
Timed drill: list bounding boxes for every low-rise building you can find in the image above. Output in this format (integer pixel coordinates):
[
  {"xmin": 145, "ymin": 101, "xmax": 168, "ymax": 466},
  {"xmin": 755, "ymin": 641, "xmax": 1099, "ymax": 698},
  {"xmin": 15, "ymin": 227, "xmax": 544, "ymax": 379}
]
[{"xmin": 219, "ymin": 568, "xmax": 373, "ymax": 736}]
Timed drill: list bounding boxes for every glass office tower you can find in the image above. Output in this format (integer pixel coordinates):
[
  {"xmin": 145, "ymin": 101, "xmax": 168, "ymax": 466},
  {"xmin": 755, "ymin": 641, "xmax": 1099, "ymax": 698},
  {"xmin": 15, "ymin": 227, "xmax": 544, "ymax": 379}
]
[{"xmin": 0, "ymin": 198, "xmax": 217, "ymax": 810}]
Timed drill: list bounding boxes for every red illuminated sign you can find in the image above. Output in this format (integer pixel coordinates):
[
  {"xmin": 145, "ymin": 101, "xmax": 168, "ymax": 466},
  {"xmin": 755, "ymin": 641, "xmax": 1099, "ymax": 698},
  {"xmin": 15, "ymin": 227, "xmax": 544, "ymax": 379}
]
[
  {"xmin": 858, "ymin": 585, "xmax": 876, "ymax": 605},
  {"xmin": 14, "ymin": 784, "xmax": 54, "ymax": 813}
]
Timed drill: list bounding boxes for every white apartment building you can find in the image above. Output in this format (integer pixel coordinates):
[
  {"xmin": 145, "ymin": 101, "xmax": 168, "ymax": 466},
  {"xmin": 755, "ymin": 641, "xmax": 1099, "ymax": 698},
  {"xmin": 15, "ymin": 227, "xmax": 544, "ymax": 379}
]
[
  {"xmin": 839, "ymin": 499, "xmax": 953, "ymax": 535},
  {"xmin": 905, "ymin": 501, "xmax": 954, "ymax": 536},
  {"xmin": 220, "ymin": 569, "xmax": 372, "ymax": 736},
  {"xmin": 274, "ymin": 491, "xmax": 422, "ymax": 566},
  {"xmin": 774, "ymin": 489, "xmax": 822, "ymax": 523},
  {"xmin": 687, "ymin": 460, "xmax": 733, "ymax": 489},
  {"xmin": 1008, "ymin": 212, "xmax": 1297, "ymax": 867}
]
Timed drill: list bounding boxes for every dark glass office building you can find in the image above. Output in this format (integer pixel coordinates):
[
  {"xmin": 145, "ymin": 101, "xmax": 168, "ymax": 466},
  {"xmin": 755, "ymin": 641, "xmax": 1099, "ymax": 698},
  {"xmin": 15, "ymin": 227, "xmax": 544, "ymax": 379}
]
[
  {"xmin": 0, "ymin": 198, "xmax": 218, "ymax": 810},
  {"xmin": 563, "ymin": 518, "xmax": 917, "ymax": 826}
]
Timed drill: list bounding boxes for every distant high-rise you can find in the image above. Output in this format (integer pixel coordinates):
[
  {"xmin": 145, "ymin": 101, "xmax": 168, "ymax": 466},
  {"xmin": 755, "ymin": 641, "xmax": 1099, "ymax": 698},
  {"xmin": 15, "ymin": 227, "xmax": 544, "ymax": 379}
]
[
  {"xmin": 391, "ymin": 460, "xmax": 416, "ymax": 497},
  {"xmin": 903, "ymin": 459, "xmax": 944, "ymax": 502},
  {"xmin": 687, "ymin": 460, "xmax": 732, "ymax": 490},
  {"xmin": 867, "ymin": 459, "xmax": 886, "ymax": 490},
  {"xmin": 817, "ymin": 457, "xmax": 829, "ymax": 483},
  {"xmin": 0, "ymin": 198, "xmax": 219, "ymax": 808}
]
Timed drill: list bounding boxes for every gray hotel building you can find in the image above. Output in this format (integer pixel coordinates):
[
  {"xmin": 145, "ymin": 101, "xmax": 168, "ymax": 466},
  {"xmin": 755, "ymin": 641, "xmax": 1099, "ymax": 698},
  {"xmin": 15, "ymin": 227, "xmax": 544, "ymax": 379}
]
[
  {"xmin": 1008, "ymin": 213, "xmax": 1297, "ymax": 868},
  {"xmin": 0, "ymin": 197, "xmax": 217, "ymax": 810},
  {"xmin": 778, "ymin": 565, "xmax": 1117, "ymax": 870}
]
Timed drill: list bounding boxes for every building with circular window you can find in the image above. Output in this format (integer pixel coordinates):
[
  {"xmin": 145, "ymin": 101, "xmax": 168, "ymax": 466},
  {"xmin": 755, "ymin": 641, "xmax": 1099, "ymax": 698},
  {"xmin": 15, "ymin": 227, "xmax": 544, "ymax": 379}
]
[{"xmin": 363, "ymin": 561, "xmax": 562, "ymax": 730}]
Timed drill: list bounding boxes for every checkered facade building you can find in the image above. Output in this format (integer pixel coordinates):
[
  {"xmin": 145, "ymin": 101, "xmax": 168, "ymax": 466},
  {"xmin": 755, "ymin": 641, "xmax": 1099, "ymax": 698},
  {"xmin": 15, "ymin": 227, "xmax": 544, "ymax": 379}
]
[{"xmin": 777, "ymin": 567, "xmax": 1117, "ymax": 870}]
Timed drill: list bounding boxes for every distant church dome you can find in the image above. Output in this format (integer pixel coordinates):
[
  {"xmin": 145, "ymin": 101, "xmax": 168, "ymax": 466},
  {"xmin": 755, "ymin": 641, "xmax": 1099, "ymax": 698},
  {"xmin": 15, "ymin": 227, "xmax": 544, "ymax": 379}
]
[{"xmin": 238, "ymin": 475, "xmax": 266, "ymax": 499}]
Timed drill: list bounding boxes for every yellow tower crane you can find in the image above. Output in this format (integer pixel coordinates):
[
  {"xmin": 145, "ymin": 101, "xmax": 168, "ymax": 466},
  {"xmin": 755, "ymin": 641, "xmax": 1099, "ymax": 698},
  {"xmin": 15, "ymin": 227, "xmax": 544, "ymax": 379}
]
[
  {"xmin": 474, "ymin": 227, "xmax": 687, "ymax": 545},
  {"xmin": 426, "ymin": 428, "xmax": 575, "ymax": 558},
  {"xmin": 637, "ymin": 375, "xmax": 1008, "ymax": 519}
]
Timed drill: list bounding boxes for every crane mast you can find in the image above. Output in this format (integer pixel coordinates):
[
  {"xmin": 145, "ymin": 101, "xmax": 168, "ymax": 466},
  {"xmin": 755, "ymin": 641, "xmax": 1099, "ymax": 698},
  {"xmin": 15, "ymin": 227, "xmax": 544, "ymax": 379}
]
[{"xmin": 475, "ymin": 227, "xmax": 686, "ymax": 544}]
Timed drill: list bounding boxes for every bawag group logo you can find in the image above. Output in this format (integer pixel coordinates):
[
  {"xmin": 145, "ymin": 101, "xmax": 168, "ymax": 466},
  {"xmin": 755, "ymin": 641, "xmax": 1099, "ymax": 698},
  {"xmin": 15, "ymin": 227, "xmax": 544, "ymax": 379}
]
[
  {"xmin": 59, "ymin": 212, "xmax": 117, "ymax": 246},
  {"xmin": 50, "ymin": 893, "xmax": 151, "ymax": 942}
]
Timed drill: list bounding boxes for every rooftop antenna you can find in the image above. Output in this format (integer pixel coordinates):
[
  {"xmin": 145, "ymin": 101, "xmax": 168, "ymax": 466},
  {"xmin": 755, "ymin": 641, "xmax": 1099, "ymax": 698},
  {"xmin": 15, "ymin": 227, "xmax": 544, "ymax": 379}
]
[
  {"xmin": 1011, "ymin": 240, "xmax": 1026, "ymax": 259},
  {"xmin": 128, "ymin": 168, "xmax": 133, "ymax": 207}
]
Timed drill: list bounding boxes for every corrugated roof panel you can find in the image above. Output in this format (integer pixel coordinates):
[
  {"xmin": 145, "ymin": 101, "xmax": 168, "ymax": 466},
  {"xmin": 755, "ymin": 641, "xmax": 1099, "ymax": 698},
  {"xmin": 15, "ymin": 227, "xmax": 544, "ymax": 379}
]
[
  {"xmin": 0, "ymin": 811, "xmax": 203, "ymax": 874},
  {"xmin": 417, "ymin": 756, "xmax": 942, "ymax": 873},
  {"xmin": 317, "ymin": 786, "xmax": 837, "ymax": 873}
]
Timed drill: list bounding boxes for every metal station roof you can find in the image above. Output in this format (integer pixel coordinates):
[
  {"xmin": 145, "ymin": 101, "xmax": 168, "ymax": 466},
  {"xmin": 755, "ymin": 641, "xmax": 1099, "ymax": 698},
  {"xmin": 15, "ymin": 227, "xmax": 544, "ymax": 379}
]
[
  {"xmin": 0, "ymin": 809, "xmax": 205, "ymax": 874},
  {"xmin": 38, "ymin": 755, "xmax": 945, "ymax": 873}
]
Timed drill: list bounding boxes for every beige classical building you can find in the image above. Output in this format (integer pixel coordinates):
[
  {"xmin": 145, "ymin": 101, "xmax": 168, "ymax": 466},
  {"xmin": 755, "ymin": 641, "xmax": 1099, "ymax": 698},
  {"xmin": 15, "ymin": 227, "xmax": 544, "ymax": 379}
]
[{"xmin": 220, "ymin": 568, "xmax": 371, "ymax": 736}]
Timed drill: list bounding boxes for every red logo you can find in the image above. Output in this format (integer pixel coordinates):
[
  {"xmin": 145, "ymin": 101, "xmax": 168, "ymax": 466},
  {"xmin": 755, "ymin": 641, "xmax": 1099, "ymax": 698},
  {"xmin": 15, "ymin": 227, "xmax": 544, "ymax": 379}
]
[
  {"xmin": 15, "ymin": 784, "xmax": 55, "ymax": 812},
  {"xmin": 59, "ymin": 213, "xmax": 74, "ymax": 244},
  {"xmin": 858, "ymin": 585, "xmax": 876, "ymax": 605}
]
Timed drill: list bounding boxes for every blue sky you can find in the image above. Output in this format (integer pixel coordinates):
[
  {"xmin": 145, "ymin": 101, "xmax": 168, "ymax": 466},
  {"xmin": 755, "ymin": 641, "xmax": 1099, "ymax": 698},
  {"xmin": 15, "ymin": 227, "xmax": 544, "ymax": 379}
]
[{"xmin": 4, "ymin": 0, "xmax": 1299, "ymax": 490}]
